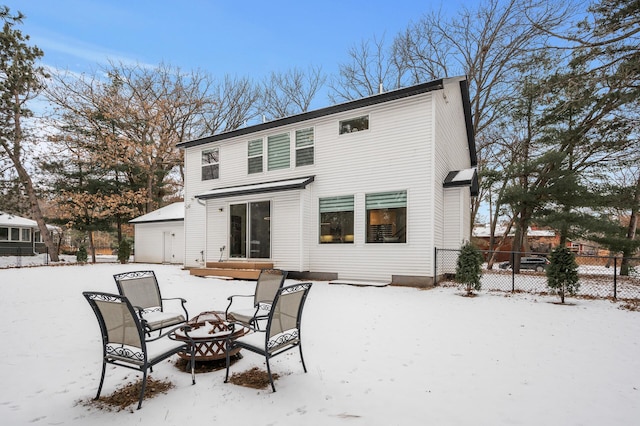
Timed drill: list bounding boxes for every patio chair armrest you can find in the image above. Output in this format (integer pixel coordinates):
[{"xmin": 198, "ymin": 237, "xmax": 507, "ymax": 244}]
[
  {"xmin": 225, "ymin": 294, "xmax": 252, "ymax": 316},
  {"xmin": 161, "ymin": 297, "xmax": 189, "ymax": 321}
]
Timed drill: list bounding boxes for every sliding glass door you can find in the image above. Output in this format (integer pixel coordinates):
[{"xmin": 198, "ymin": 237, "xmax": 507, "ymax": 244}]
[{"xmin": 229, "ymin": 201, "xmax": 271, "ymax": 259}]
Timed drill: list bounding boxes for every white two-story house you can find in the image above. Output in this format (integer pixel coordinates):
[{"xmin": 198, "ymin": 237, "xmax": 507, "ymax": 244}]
[{"xmin": 177, "ymin": 76, "xmax": 477, "ymax": 286}]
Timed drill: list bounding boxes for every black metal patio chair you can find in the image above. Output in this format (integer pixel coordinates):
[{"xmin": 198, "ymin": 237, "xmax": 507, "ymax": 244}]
[
  {"xmin": 225, "ymin": 268, "xmax": 287, "ymax": 330},
  {"xmin": 83, "ymin": 291, "xmax": 195, "ymax": 409},
  {"xmin": 113, "ymin": 270, "xmax": 188, "ymax": 334},
  {"xmin": 225, "ymin": 282, "xmax": 313, "ymax": 392}
]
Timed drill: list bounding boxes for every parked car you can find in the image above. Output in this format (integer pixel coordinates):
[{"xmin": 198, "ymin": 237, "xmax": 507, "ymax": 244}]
[{"xmin": 499, "ymin": 256, "xmax": 550, "ymax": 272}]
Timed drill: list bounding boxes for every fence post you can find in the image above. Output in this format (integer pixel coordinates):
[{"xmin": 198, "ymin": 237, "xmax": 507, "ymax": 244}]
[
  {"xmin": 434, "ymin": 247, "xmax": 438, "ymax": 284},
  {"xmin": 511, "ymin": 251, "xmax": 515, "ymax": 293},
  {"xmin": 613, "ymin": 257, "xmax": 617, "ymax": 301}
]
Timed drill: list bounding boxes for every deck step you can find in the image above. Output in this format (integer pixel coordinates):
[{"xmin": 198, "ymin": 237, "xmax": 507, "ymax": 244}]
[
  {"xmin": 205, "ymin": 261, "xmax": 274, "ymax": 270},
  {"xmin": 190, "ymin": 268, "xmax": 262, "ymax": 280}
]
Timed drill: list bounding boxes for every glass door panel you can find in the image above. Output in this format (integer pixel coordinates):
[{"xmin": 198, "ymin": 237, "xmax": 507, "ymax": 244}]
[
  {"xmin": 229, "ymin": 201, "xmax": 270, "ymax": 259},
  {"xmin": 229, "ymin": 204, "xmax": 247, "ymax": 258},
  {"xmin": 249, "ymin": 201, "xmax": 270, "ymax": 259}
]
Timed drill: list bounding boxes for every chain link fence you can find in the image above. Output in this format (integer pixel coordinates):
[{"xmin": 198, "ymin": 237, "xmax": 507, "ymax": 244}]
[{"xmin": 435, "ymin": 248, "xmax": 640, "ymax": 301}]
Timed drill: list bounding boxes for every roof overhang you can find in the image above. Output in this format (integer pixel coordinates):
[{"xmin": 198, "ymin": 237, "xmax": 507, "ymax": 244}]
[
  {"xmin": 195, "ymin": 176, "xmax": 315, "ymax": 200},
  {"xmin": 443, "ymin": 168, "xmax": 479, "ymax": 196}
]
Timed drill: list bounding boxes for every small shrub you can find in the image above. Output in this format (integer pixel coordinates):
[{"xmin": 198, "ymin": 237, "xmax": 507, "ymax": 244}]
[
  {"xmin": 117, "ymin": 239, "xmax": 131, "ymax": 264},
  {"xmin": 455, "ymin": 242, "xmax": 484, "ymax": 296},
  {"xmin": 76, "ymin": 245, "xmax": 88, "ymax": 263},
  {"xmin": 546, "ymin": 246, "xmax": 579, "ymax": 304}
]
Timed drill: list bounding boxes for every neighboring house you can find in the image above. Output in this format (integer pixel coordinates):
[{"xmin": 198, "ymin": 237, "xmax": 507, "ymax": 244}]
[
  {"xmin": 129, "ymin": 202, "xmax": 185, "ymax": 264},
  {"xmin": 177, "ymin": 77, "xmax": 478, "ymax": 286},
  {"xmin": 0, "ymin": 212, "xmax": 55, "ymax": 256}
]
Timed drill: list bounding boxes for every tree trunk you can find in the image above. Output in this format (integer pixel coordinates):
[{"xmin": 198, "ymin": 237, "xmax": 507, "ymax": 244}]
[
  {"xmin": 88, "ymin": 230, "xmax": 96, "ymax": 263},
  {"xmin": 12, "ymin": 154, "xmax": 60, "ymax": 262}
]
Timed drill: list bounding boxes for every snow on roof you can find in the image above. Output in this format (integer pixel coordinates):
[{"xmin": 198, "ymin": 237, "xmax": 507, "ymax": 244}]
[
  {"xmin": 0, "ymin": 212, "xmax": 39, "ymax": 227},
  {"xmin": 129, "ymin": 202, "xmax": 185, "ymax": 224}
]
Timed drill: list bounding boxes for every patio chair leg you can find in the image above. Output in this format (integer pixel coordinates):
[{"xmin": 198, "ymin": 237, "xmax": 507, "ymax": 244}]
[
  {"xmin": 224, "ymin": 338, "xmax": 231, "ymax": 383},
  {"xmin": 298, "ymin": 343, "xmax": 307, "ymax": 373},
  {"xmin": 266, "ymin": 357, "xmax": 276, "ymax": 392},
  {"xmin": 190, "ymin": 346, "xmax": 196, "ymax": 385},
  {"xmin": 95, "ymin": 361, "xmax": 107, "ymax": 400},
  {"xmin": 138, "ymin": 370, "xmax": 148, "ymax": 410}
]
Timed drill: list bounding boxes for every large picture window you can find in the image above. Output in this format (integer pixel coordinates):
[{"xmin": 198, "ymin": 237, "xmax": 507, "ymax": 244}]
[
  {"xmin": 366, "ymin": 191, "xmax": 407, "ymax": 243},
  {"xmin": 319, "ymin": 196, "xmax": 354, "ymax": 244},
  {"xmin": 295, "ymin": 128, "xmax": 314, "ymax": 166},
  {"xmin": 248, "ymin": 139, "xmax": 263, "ymax": 174},
  {"xmin": 268, "ymin": 133, "xmax": 290, "ymax": 171},
  {"xmin": 201, "ymin": 148, "xmax": 219, "ymax": 181}
]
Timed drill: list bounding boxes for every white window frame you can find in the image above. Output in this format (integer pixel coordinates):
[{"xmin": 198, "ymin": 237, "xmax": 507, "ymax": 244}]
[
  {"xmin": 202, "ymin": 147, "xmax": 220, "ymax": 181},
  {"xmin": 295, "ymin": 127, "xmax": 314, "ymax": 167},
  {"xmin": 339, "ymin": 115, "xmax": 369, "ymax": 135}
]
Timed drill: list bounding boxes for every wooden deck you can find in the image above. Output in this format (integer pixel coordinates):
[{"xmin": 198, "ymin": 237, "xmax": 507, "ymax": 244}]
[{"xmin": 189, "ymin": 261, "xmax": 274, "ymax": 280}]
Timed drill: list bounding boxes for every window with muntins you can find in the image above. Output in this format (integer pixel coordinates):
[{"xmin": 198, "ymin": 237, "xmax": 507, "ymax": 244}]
[
  {"xmin": 366, "ymin": 191, "xmax": 407, "ymax": 243},
  {"xmin": 319, "ymin": 196, "xmax": 354, "ymax": 244},
  {"xmin": 268, "ymin": 133, "xmax": 290, "ymax": 171},
  {"xmin": 202, "ymin": 148, "xmax": 219, "ymax": 180},
  {"xmin": 295, "ymin": 128, "xmax": 314, "ymax": 167},
  {"xmin": 339, "ymin": 115, "xmax": 369, "ymax": 134},
  {"xmin": 248, "ymin": 139, "xmax": 263, "ymax": 174}
]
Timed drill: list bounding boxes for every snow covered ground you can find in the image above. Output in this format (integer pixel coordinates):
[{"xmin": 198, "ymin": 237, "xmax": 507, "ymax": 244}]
[{"xmin": 0, "ymin": 261, "xmax": 638, "ymax": 425}]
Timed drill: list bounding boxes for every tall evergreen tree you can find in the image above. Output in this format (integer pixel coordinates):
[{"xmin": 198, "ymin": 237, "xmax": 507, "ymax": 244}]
[{"xmin": 0, "ymin": 7, "xmax": 59, "ymax": 261}]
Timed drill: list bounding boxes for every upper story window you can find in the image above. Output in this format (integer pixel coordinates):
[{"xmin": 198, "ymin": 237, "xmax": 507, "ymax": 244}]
[
  {"xmin": 319, "ymin": 196, "xmax": 354, "ymax": 244},
  {"xmin": 268, "ymin": 133, "xmax": 290, "ymax": 171},
  {"xmin": 295, "ymin": 128, "xmax": 314, "ymax": 167},
  {"xmin": 202, "ymin": 148, "xmax": 219, "ymax": 181},
  {"xmin": 366, "ymin": 191, "xmax": 407, "ymax": 243},
  {"xmin": 248, "ymin": 139, "xmax": 263, "ymax": 174},
  {"xmin": 339, "ymin": 115, "xmax": 369, "ymax": 134}
]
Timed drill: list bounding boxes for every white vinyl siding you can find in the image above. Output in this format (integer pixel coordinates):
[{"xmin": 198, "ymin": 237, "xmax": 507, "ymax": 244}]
[
  {"xmin": 267, "ymin": 133, "xmax": 290, "ymax": 171},
  {"xmin": 181, "ymin": 78, "xmax": 473, "ymax": 283},
  {"xmin": 133, "ymin": 221, "xmax": 185, "ymax": 264}
]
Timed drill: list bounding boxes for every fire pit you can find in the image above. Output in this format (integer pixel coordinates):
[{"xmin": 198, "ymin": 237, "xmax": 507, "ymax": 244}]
[{"xmin": 174, "ymin": 311, "xmax": 248, "ymax": 361}]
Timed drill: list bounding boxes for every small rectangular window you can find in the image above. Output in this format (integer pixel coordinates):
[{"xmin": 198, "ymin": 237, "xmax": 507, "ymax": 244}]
[
  {"xmin": 21, "ymin": 228, "xmax": 31, "ymax": 242},
  {"xmin": 366, "ymin": 191, "xmax": 407, "ymax": 243},
  {"xmin": 339, "ymin": 115, "xmax": 369, "ymax": 134},
  {"xmin": 0, "ymin": 227, "xmax": 8, "ymax": 241},
  {"xmin": 295, "ymin": 128, "xmax": 314, "ymax": 167},
  {"xmin": 319, "ymin": 196, "xmax": 354, "ymax": 244},
  {"xmin": 248, "ymin": 139, "xmax": 263, "ymax": 174},
  {"xmin": 268, "ymin": 133, "xmax": 290, "ymax": 171},
  {"xmin": 202, "ymin": 148, "xmax": 219, "ymax": 181},
  {"xmin": 10, "ymin": 227, "xmax": 20, "ymax": 241}
]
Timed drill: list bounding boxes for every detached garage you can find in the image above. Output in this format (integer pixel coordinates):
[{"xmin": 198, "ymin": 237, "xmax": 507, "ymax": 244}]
[{"xmin": 130, "ymin": 202, "xmax": 184, "ymax": 264}]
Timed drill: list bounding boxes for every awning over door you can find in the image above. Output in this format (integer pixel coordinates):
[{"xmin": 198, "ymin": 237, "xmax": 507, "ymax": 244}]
[
  {"xmin": 195, "ymin": 176, "xmax": 315, "ymax": 200},
  {"xmin": 443, "ymin": 168, "xmax": 478, "ymax": 196}
]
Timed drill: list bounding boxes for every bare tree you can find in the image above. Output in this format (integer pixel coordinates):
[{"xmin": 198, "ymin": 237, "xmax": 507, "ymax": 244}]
[
  {"xmin": 329, "ymin": 0, "xmax": 575, "ymax": 231},
  {"xmin": 329, "ymin": 34, "xmax": 410, "ymax": 103},
  {"xmin": 46, "ymin": 62, "xmax": 219, "ymax": 216},
  {"xmin": 202, "ymin": 75, "xmax": 262, "ymax": 135},
  {"xmin": 261, "ymin": 65, "xmax": 327, "ymax": 120}
]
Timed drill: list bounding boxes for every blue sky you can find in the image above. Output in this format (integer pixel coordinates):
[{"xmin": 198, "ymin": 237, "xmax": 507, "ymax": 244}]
[{"xmin": 8, "ymin": 0, "xmax": 467, "ymax": 107}]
